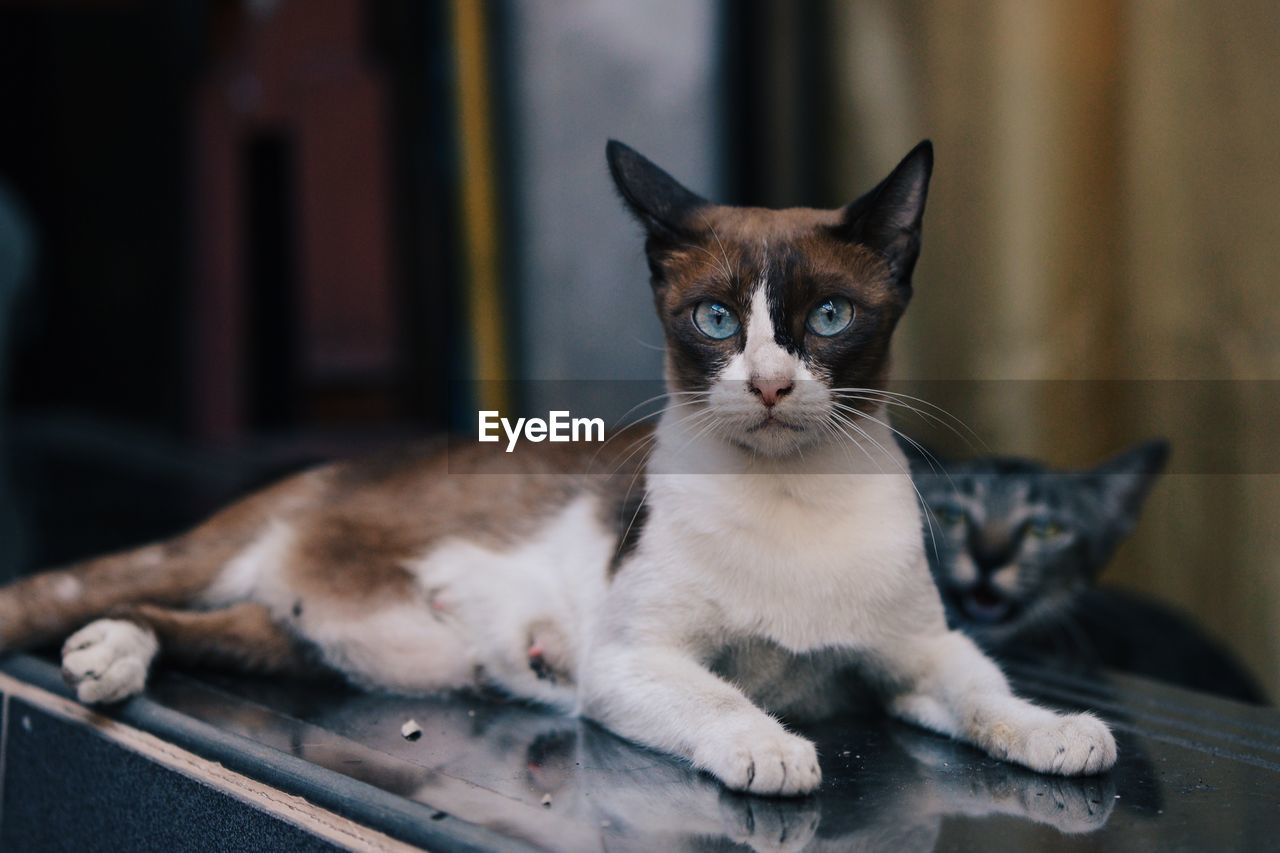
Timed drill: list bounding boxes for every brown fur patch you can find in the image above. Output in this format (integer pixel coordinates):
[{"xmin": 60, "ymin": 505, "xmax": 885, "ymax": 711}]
[
  {"xmin": 280, "ymin": 430, "xmax": 654, "ymax": 610},
  {"xmin": 650, "ymin": 204, "xmax": 906, "ymax": 408},
  {"xmin": 0, "ymin": 425, "xmax": 655, "ymax": 654},
  {"xmin": 119, "ymin": 602, "xmax": 324, "ymax": 676}
]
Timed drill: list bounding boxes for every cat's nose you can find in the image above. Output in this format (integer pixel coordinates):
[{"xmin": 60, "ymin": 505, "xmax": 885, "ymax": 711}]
[
  {"xmin": 970, "ymin": 533, "xmax": 1016, "ymax": 574},
  {"xmin": 749, "ymin": 377, "xmax": 794, "ymax": 408}
]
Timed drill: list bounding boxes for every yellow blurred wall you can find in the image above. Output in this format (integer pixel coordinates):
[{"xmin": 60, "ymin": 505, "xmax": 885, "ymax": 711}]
[{"xmin": 830, "ymin": 0, "xmax": 1280, "ymax": 695}]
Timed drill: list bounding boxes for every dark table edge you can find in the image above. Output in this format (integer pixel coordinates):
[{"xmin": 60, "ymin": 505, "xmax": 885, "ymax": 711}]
[{"xmin": 0, "ymin": 653, "xmax": 532, "ymax": 853}]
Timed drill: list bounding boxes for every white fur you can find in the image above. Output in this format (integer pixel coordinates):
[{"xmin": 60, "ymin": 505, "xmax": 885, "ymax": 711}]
[
  {"xmin": 202, "ymin": 495, "xmax": 614, "ymax": 706},
  {"xmin": 200, "ymin": 519, "xmax": 296, "ymax": 607},
  {"xmin": 402, "ymin": 495, "xmax": 613, "ymax": 707},
  {"xmin": 62, "ymin": 619, "xmax": 158, "ymax": 704},
  {"xmin": 53, "ymin": 576, "xmax": 82, "ymax": 602}
]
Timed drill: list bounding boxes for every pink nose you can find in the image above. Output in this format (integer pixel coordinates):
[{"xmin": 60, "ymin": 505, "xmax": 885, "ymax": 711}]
[{"xmin": 750, "ymin": 377, "xmax": 794, "ymax": 408}]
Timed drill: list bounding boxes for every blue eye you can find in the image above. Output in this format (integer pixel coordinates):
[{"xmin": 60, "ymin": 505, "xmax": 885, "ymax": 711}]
[
  {"xmin": 692, "ymin": 301, "xmax": 741, "ymax": 339},
  {"xmin": 806, "ymin": 296, "xmax": 854, "ymax": 336}
]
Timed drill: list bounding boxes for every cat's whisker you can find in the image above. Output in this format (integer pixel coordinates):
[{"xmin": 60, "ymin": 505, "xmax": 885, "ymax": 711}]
[
  {"xmin": 588, "ymin": 424, "xmax": 654, "ymax": 477},
  {"xmin": 835, "ymin": 386, "xmax": 980, "ymax": 438},
  {"xmin": 833, "ymin": 396, "xmax": 976, "ymax": 455},
  {"xmin": 815, "ymin": 418, "xmax": 865, "ymax": 475},
  {"xmin": 669, "ymin": 408, "xmax": 727, "ymax": 469},
  {"xmin": 679, "ymin": 241, "xmax": 734, "ymax": 285},
  {"xmin": 830, "ymin": 394, "xmax": 955, "ymax": 444},
  {"xmin": 829, "ymin": 384, "xmax": 988, "ymax": 450},
  {"xmin": 588, "ymin": 393, "xmax": 710, "ymax": 474},
  {"xmin": 631, "ymin": 336, "xmax": 667, "ymax": 353},
  {"xmin": 609, "ymin": 397, "xmax": 708, "ymax": 436},
  {"xmin": 632, "ymin": 405, "xmax": 721, "ymax": 477},
  {"xmin": 823, "ymin": 413, "xmax": 886, "ymax": 475},
  {"xmin": 609, "ymin": 407, "xmax": 714, "ymax": 532},
  {"xmin": 603, "ymin": 429, "xmax": 660, "ymax": 479},
  {"xmin": 829, "ymin": 410, "xmax": 942, "ymax": 564},
  {"xmin": 705, "ymin": 223, "xmax": 737, "ymax": 286},
  {"xmin": 601, "ymin": 405, "xmax": 711, "ymax": 479},
  {"xmin": 828, "ymin": 401, "xmax": 965, "ymax": 506},
  {"xmin": 604, "ymin": 405, "xmax": 717, "ymax": 480},
  {"xmin": 824, "ymin": 413, "xmax": 946, "ymax": 561},
  {"xmin": 612, "ymin": 390, "xmax": 709, "ymax": 429},
  {"xmin": 613, "ymin": 435, "xmax": 666, "ymax": 560},
  {"xmin": 828, "ymin": 387, "xmax": 986, "ymax": 451},
  {"xmin": 828, "ymin": 400, "xmax": 954, "ymax": 483},
  {"xmin": 852, "ymin": 399, "xmax": 977, "ymax": 455}
]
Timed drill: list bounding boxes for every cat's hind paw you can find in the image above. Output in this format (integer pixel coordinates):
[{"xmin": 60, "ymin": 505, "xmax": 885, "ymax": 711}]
[
  {"xmin": 61, "ymin": 619, "xmax": 158, "ymax": 704},
  {"xmin": 998, "ymin": 712, "xmax": 1117, "ymax": 776}
]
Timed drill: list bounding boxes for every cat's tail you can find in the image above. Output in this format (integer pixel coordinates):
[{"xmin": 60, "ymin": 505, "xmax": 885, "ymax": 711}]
[
  {"xmin": 0, "ymin": 538, "xmax": 234, "ymax": 652},
  {"xmin": 0, "ymin": 472, "xmax": 318, "ymax": 651}
]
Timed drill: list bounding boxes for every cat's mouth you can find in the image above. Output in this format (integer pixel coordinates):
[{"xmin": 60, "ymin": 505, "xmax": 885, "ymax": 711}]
[
  {"xmin": 953, "ymin": 584, "xmax": 1016, "ymax": 624},
  {"xmin": 745, "ymin": 413, "xmax": 805, "ymax": 433}
]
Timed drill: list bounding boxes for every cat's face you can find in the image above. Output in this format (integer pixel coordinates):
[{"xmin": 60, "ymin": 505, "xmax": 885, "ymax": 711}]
[
  {"xmin": 607, "ymin": 141, "xmax": 932, "ymax": 456},
  {"xmin": 913, "ymin": 441, "xmax": 1169, "ymax": 647}
]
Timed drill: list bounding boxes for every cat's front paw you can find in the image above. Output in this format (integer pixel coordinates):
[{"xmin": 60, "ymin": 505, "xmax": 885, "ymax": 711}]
[
  {"xmin": 61, "ymin": 619, "xmax": 158, "ymax": 704},
  {"xmin": 997, "ymin": 712, "xmax": 1116, "ymax": 776},
  {"xmin": 697, "ymin": 726, "xmax": 821, "ymax": 796}
]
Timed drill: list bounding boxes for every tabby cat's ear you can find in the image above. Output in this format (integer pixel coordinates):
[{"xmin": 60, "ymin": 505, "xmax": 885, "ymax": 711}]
[
  {"xmin": 606, "ymin": 140, "xmax": 708, "ymax": 240},
  {"xmin": 1091, "ymin": 439, "xmax": 1171, "ymax": 536},
  {"xmin": 836, "ymin": 140, "xmax": 934, "ymax": 286}
]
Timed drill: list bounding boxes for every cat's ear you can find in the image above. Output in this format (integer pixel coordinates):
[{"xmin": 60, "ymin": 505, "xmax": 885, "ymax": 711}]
[
  {"xmin": 1090, "ymin": 439, "xmax": 1170, "ymax": 537},
  {"xmin": 836, "ymin": 140, "xmax": 933, "ymax": 285},
  {"xmin": 606, "ymin": 140, "xmax": 709, "ymax": 240}
]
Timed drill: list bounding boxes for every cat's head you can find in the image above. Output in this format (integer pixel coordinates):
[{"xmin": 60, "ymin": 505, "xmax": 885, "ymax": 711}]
[
  {"xmin": 607, "ymin": 140, "xmax": 932, "ymax": 457},
  {"xmin": 911, "ymin": 439, "xmax": 1170, "ymax": 647}
]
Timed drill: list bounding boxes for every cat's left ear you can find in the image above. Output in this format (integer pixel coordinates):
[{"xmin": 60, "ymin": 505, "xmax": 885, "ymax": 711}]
[
  {"xmin": 836, "ymin": 140, "xmax": 934, "ymax": 287},
  {"xmin": 1090, "ymin": 439, "xmax": 1171, "ymax": 537},
  {"xmin": 606, "ymin": 140, "xmax": 709, "ymax": 241}
]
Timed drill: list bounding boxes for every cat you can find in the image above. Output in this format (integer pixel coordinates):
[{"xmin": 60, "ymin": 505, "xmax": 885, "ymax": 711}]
[
  {"xmin": 0, "ymin": 140, "xmax": 1116, "ymax": 796},
  {"xmin": 909, "ymin": 439, "xmax": 1268, "ymax": 704}
]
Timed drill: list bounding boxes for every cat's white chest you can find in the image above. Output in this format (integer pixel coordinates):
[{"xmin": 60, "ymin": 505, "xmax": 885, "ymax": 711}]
[{"xmin": 650, "ymin": 469, "xmax": 929, "ymax": 652}]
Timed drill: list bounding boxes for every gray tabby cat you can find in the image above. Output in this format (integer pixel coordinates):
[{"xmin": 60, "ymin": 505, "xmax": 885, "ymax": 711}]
[{"xmin": 910, "ymin": 439, "xmax": 1267, "ymax": 704}]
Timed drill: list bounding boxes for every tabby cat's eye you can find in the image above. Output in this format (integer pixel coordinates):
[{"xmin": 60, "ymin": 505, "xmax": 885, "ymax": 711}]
[
  {"xmin": 806, "ymin": 296, "xmax": 855, "ymax": 336},
  {"xmin": 692, "ymin": 301, "xmax": 741, "ymax": 339},
  {"xmin": 935, "ymin": 507, "xmax": 965, "ymax": 526},
  {"xmin": 1029, "ymin": 520, "xmax": 1064, "ymax": 539}
]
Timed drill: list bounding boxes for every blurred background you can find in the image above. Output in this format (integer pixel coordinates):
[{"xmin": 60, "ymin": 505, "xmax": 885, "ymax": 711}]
[{"xmin": 0, "ymin": 0, "xmax": 1276, "ymax": 695}]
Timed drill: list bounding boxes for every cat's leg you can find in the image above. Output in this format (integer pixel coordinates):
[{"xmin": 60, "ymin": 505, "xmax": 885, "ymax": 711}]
[
  {"xmin": 867, "ymin": 629, "xmax": 1116, "ymax": 776},
  {"xmin": 580, "ymin": 644, "xmax": 822, "ymax": 796},
  {"xmin": 61, "ymin": 602, "xmax": 318, "ymax": 704}
]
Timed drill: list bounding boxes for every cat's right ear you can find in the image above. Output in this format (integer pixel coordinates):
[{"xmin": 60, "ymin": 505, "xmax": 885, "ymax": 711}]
[
  {"xmin": 836, "ymin": 140, "xmax": 934, "ymax": 287},
  {"xmin": 606, "ymin": 140, "xmax": 708, "ymax": 241},
  {"xmin": 1090, "ymin": 438, "xmax": 1171, "ymax": 536}
]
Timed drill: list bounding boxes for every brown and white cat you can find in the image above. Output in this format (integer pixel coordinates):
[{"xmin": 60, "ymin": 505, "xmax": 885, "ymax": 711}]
[{"xmin": 0, "ymin": 141, "xmax": 1115, "ymax": 795}]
